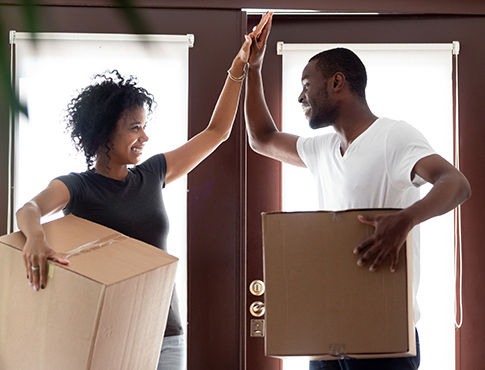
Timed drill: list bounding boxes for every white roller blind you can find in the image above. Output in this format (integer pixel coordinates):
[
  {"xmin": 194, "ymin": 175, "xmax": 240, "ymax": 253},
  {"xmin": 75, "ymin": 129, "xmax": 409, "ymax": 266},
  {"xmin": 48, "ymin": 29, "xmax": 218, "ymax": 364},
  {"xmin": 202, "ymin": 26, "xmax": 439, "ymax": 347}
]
[
  {"xmin": 9, "ymin": 32, "xmax": 193, "ymax": 346},
  {"xmin": 279, "ymin": 42, "xmax": 457, "ymax": 370}
]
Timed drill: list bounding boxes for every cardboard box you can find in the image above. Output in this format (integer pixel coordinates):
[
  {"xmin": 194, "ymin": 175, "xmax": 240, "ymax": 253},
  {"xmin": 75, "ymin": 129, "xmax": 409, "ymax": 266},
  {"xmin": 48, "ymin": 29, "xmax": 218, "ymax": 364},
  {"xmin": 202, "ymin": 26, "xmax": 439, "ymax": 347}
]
[
  {"xmin": 262, "ymin": 209, "xmax": 415, "ymax": 360},
  {"xmin": 0, "ymin": 215, "xmax": 178, "ymax": 370}
]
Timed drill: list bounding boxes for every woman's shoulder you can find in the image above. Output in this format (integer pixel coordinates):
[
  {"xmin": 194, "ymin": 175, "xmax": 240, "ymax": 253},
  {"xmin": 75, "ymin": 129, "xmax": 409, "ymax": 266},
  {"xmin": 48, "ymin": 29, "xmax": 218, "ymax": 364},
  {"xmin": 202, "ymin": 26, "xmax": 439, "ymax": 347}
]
[
  {"xmin": 56, "ymin": 169, "xmax": 93, "ymax": 182},
  {"xmin": 133, "ymin": 153, "xmax": 167, "ymax": 180}
]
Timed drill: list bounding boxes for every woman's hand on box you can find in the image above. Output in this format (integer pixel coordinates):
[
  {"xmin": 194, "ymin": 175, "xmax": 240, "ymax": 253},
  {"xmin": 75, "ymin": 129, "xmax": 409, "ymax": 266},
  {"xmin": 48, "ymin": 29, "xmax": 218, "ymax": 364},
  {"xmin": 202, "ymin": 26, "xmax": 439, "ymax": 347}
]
[
  {"xmin": 23, "ymin": 232, "xmax": 69, "ymax": 291},
  {"xmin": 16, "ymin": 180, "xmax": 71, "ymax": 291}
]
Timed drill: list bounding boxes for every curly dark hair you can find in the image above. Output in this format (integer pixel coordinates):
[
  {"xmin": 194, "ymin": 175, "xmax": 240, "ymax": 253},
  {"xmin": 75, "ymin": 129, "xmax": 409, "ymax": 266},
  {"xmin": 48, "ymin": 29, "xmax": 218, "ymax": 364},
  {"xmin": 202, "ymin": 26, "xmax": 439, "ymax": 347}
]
[
  {"xmin": 309, "ymin": 48, "xmax": 367, "ymax": 100},
  {"xmin": 64, "ymin": 70, "xmax": 155, "ymax": 169}
]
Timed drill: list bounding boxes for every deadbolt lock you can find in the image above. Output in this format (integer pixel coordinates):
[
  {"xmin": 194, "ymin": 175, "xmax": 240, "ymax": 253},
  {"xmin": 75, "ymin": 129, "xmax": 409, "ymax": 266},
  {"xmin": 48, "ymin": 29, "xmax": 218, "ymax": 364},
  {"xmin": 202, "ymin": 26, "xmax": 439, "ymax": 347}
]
[
  {"xmin": 249, "ymin": 301, "xmax": 266, "ymax": 317},
  {"xmin": 250, "ymin": 319, "xmax": 265, "ymax": 337},
  {"xmin": 249, "ymin": 279, "xmax": 265, "ymax": 296}
]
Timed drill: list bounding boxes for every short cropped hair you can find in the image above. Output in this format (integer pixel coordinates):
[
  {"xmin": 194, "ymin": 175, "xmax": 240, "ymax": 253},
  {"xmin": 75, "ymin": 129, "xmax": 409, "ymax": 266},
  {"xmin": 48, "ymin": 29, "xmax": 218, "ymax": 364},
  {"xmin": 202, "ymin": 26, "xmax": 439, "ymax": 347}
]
[{"xmin": 309, "ymin": 48, "xmax": 367, "ymax": 99}]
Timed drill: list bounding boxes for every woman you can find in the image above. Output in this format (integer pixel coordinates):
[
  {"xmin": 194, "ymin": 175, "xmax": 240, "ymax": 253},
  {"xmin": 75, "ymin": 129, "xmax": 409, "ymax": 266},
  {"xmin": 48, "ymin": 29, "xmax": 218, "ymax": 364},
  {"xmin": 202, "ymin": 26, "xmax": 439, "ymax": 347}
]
[{"xmin": 16, "ymin": 12, "xmax": 273, "ymax": 370}]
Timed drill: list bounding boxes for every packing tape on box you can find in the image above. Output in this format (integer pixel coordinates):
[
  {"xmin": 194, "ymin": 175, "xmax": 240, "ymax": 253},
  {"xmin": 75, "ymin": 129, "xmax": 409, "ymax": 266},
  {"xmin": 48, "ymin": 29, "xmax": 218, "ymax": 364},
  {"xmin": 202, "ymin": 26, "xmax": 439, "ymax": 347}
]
[
  {"xmin": 60, "ymin": 234, "xmax": 127, "ymax": 259},
  {"xmin": 328, "ymin": 344, "xmax": 354, "ymax": 360}
]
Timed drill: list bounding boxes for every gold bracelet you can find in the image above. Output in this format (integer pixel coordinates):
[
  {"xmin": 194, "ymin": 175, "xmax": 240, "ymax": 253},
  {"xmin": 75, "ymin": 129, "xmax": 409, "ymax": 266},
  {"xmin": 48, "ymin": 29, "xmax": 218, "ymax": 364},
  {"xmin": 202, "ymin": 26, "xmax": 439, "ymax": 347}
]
[{"xmin": 227, "ymin": 68, "xmax": 246, "ymax": 82}]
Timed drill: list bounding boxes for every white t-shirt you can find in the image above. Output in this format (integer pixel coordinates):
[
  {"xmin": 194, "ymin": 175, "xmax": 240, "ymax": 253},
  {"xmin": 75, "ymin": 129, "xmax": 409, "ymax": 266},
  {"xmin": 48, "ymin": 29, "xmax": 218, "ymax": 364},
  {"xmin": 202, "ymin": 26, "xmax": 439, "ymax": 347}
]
[{"xmin": 296, "ymin": 117, "xmax": 436, "ymax": 322}]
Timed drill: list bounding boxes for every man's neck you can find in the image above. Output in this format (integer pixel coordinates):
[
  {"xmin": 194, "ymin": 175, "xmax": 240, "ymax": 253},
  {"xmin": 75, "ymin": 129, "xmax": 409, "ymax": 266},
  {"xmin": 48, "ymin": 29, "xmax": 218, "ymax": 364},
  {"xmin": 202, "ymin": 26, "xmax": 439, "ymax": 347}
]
[{"xmin": 333, "ymin": 104, "xmax": 378, "ymax": 155}]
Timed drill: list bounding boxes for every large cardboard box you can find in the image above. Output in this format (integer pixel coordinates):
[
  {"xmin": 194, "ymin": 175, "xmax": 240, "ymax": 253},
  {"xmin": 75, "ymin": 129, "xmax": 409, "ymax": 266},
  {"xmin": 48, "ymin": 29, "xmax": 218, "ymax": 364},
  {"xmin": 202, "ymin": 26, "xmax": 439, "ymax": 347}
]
[
  {"xmin": 262, "ymin": 209, "xmax": 415, "ymax": 360},
  {"xmin": 0, "ymin": 215, "xmax": 178, "ymax": 370}
]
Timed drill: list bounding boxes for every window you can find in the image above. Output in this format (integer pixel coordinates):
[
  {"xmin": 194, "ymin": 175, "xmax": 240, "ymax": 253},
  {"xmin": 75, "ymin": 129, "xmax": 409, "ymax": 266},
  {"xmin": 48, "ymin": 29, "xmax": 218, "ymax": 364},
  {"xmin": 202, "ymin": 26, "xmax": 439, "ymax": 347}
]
[
  {"xmin": 279, "ymin": 42, "xmax": 458, "ymax": 369},
  {"xmin": 9, "ymin": 31, "xmax": 192, "ymax": 355}
]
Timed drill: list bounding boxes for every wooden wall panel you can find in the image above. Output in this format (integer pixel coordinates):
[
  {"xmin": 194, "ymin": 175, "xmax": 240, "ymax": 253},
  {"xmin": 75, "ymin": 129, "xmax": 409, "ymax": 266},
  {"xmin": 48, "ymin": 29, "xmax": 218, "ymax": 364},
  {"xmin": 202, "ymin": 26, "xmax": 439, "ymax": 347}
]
[{"xmin": 1, "ymin": 0, "xmax": 484, "ymax": 15}]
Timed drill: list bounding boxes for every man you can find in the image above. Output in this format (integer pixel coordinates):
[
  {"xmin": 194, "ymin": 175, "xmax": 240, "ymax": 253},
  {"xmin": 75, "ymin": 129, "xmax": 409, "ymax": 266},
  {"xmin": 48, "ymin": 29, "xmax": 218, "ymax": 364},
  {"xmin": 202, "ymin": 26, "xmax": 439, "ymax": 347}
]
[{"xmin": 245, "ymin": 15, "xmax": 471, "ymax": 370}]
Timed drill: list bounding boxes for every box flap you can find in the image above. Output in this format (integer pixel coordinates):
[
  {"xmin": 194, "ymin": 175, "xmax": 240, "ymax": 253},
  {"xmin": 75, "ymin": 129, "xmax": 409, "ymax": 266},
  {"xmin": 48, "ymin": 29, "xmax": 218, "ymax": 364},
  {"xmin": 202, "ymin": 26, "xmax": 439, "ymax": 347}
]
[
  {"xmin": 0, "ymin": 214, "xmax": 117, "ymax": 253},
  {"xmin": 69, "ymin": 235, "xmax": 178, "ymax": 285},
  {"xmin": 1, "ymin": 215, "xmax": 178, "ymax": 285}
]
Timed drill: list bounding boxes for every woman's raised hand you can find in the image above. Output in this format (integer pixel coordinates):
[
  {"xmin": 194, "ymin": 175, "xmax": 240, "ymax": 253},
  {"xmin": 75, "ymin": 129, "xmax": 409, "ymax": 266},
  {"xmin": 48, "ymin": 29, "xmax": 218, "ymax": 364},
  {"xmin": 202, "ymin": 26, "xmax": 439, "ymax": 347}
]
[{"xmin": 230, "ymin": 12, "xmax": 274, "ymax": 76}]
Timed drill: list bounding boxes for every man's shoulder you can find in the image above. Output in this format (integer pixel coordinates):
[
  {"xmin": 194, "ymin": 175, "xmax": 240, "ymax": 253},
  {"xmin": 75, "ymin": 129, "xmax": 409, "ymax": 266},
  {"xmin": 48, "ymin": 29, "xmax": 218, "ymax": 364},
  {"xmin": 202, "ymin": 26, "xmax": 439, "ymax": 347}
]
[
  {"xmin": 374, "ymin": 116, "xmax": 407, "ymax": 127},
  {"xmin": 298, "ymin": 131, "xmax": 336, "ymax": 145},
  {"xmin": 372, "ymin": 117, "xmax": 419, "ymax": 137},
  {"xmin": 377, "ymin": 117, "xmax": 418, "ymax": 128}
]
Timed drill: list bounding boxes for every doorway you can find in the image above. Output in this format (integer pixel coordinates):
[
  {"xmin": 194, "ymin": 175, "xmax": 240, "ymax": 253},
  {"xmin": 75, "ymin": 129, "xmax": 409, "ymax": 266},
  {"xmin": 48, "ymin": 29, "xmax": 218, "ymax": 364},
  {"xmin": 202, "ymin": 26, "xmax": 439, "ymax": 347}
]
[{"xmin": 245, "ymin": 13, "xmax": 464, "ymax": 370}]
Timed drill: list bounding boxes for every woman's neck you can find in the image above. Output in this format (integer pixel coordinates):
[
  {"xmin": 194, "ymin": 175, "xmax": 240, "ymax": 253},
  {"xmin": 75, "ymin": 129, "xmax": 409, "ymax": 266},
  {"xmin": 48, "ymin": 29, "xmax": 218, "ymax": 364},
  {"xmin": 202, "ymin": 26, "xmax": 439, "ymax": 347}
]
[{"xmin": 94, "ymin": 160, "xmax": 129, "ymax": 180}]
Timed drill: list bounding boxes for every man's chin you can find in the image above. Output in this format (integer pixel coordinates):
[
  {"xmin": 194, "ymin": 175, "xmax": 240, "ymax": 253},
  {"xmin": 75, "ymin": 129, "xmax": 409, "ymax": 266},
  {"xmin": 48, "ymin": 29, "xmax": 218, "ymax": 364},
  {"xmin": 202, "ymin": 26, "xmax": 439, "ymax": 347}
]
[{"xmin": 309, "ymin": 119, "xmax": 331, "ymax": 130}]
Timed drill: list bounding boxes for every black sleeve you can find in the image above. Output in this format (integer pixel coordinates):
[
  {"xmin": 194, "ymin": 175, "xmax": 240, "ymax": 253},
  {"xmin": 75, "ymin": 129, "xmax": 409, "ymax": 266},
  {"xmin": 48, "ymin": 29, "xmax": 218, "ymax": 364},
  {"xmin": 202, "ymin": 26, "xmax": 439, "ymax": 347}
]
[
  {"xmin": 138, "ymin": 153, "xmax": 167, "ymax": 188},
  {"xmin": 55, "ymin": 172, "xmax": 86, "ymax": 215}
]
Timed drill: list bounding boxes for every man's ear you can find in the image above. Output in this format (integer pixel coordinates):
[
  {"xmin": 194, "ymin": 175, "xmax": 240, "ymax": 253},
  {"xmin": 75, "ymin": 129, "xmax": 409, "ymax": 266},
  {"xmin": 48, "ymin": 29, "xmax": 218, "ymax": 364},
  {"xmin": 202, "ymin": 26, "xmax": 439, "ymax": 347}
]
[{"xmin": 332, "ymin": 72, "xmax": 345, "ymax": 90}]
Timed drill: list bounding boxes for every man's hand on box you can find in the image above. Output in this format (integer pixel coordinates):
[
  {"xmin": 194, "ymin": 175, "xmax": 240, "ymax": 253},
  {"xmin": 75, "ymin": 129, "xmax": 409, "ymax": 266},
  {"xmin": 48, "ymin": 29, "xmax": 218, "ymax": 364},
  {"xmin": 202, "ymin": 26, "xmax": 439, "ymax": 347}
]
[{"xmin": 353, "ymin": 212, "xmax": 412, "ymax": 272}]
